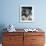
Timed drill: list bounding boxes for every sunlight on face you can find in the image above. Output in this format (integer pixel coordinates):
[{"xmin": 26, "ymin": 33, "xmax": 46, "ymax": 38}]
[{"xmin": 44, "ymin": 44, "xmax": 46, "ymax": 46}]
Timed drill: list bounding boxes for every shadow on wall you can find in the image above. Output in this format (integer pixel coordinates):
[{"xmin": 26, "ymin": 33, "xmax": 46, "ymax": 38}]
[{"xmin": 0, "ymin": 24, "xmax": 7, "ymax": 43}]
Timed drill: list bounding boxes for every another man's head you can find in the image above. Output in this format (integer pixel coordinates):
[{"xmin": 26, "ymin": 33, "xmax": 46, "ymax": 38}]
[{"xmin": 22, "ymin": 7, "xmax": 32, "ymax": 17}]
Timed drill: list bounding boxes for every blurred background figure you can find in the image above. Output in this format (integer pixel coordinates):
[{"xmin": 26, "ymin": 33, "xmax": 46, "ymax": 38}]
[{"xmin": 22, "ymin": 7, "xmax": 32, "ymax": 21}]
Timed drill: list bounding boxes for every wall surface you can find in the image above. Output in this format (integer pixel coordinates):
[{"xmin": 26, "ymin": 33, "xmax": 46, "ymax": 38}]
[{"xmin": 0, "ymin": 0, "xmax": 46, "ymax": 44}]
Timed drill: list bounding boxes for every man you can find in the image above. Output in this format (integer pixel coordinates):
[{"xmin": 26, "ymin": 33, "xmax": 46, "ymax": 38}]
[{"xmin": 22, "ymin": 7, "xmax": 32, "ymax": 21}]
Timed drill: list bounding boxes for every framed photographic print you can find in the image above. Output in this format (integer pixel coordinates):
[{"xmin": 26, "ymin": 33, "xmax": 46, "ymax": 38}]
[{"xmin": 20, "ymin": 5, "xmax": 34, "ymax": 22}]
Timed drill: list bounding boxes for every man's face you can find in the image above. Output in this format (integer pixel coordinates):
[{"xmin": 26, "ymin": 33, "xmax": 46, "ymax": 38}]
[{"xmin": 25, "ymin": 9, "xmax": 30, "ymax": 16}]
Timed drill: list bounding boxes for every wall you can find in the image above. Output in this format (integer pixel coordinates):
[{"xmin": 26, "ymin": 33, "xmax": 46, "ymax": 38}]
[{"xmin": 0, "ymin": 0, "xmax": 46, "ymax": 29}]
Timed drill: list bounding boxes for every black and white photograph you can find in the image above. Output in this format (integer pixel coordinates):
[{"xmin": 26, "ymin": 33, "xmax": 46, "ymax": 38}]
[{"xmin": 20, "ymin": 5, "xmax": 34, "ymax": 22}]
